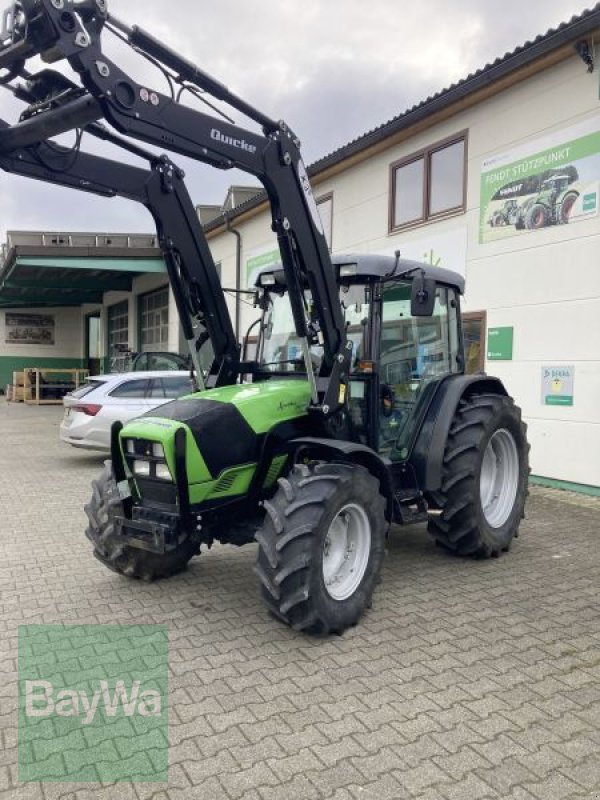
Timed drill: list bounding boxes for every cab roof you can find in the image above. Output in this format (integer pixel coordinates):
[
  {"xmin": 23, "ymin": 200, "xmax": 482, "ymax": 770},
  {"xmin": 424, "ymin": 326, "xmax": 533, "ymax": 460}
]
[{"xmin": 256, "ymin": 253, "xmax": 465, "ymax": 294}]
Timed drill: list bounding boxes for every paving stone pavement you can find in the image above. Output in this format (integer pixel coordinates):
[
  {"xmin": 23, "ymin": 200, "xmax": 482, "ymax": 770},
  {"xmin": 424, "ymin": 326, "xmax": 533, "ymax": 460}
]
[{"xmin": 1, "ymin": 400, "xmax": 599, "ymax": 800}]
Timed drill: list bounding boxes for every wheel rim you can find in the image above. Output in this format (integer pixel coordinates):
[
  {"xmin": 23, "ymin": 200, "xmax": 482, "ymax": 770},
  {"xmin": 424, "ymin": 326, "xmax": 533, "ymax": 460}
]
[
  {"xmin": 322, "ymin": 503, "xmax": 371, "ymax": 601},
  {"xmin": 480, "ymin": 429, "xmax": 520, "ymax": 528}
]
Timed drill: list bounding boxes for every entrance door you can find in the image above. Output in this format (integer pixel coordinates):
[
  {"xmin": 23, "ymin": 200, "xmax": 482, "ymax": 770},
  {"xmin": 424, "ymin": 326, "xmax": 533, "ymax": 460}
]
[
  {"xmin": 462, "ymin": 311, "xmax": 487, "ymax": 374},
  {"xmin": 86, "ymin": 313, "xmax": 102, "ymax": 376}
]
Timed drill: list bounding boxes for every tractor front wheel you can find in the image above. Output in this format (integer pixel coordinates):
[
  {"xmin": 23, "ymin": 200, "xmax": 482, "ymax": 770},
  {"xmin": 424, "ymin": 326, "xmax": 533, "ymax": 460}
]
[
  {"xmin": 255, "ymin": 462, "xmax": 386, "ymax": 635},
  {"xmin": 428, "ymin": 393, "xmax": 529, "ymax": 558},
  {"xmin": 525, "ymin": 203, "xmax": 548, "ymax": 229},
  {"xmin": 85, "ymin": 462, "xmax": 200, "ymax": 581}
]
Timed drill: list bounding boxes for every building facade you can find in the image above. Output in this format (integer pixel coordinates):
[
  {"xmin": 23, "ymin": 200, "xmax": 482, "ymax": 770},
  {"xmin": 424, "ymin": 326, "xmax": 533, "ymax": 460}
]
[{"xmin": 204, "ymin": 10, "xmax": 600, "ymax": 493}]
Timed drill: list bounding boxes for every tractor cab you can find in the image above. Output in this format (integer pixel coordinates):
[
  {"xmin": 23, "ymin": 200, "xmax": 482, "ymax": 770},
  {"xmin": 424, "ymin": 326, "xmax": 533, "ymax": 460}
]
[{"xmin": 254, "ymin": 254, "xmax": 465, "ymax": 461}]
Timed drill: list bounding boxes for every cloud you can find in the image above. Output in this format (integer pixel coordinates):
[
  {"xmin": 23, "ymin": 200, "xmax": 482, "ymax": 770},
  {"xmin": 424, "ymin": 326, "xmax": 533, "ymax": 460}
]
[{"xmin": 0, "ymin": 0, "xmax": 593, "ymax": 237}]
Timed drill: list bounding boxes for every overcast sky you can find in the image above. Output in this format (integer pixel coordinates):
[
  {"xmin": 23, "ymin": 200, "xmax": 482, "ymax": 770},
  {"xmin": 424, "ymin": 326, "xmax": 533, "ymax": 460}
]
[{"xmin": 0, "ymin": 0, "xmax": 595, "ymax": 238}]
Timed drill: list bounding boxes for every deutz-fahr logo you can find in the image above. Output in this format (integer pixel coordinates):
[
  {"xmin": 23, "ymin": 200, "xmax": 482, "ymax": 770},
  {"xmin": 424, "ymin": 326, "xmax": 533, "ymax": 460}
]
[{"xmin": 211, "ymin": 128, "xmax": 257, "ymax": 154}]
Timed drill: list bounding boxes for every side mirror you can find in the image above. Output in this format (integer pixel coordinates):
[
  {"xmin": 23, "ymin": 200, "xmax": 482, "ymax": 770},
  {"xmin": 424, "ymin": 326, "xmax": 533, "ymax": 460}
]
[{"xmin": 411, "ymin": 274, "xmax": 437, "ymax": 317}]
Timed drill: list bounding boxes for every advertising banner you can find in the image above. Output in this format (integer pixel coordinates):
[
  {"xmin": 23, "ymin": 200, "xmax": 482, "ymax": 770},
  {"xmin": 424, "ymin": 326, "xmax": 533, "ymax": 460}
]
[
  {"xmin": 246, "ymin": 245, "xmax": 281, "ymax": 288},
  {"xmin": 480, "ymin": 118, "xmax": 600, "ymax": 244},
  {"xmin": 386, "ymin": 227, "xmax": 468, "ymax": 277}
]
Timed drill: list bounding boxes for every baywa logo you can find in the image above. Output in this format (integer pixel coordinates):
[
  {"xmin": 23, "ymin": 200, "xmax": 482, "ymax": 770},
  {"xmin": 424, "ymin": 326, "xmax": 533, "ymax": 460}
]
[
  {"xmin": 25, "ymin": 679, "xmax": 162, "ymax": 725},
  {"xmin": 211, "ymin": 127, "xmax": 257, "ymax": 154},
  {"xmin": 19, "ymin": 625, "xmax": 168, "ymax": 783}
]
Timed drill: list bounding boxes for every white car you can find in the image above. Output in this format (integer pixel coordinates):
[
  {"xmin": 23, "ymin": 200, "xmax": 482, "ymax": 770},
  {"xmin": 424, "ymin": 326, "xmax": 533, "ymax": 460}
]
[{"xmin": 60, "ymin": 371, "xmax": 194, "ymax": 451}]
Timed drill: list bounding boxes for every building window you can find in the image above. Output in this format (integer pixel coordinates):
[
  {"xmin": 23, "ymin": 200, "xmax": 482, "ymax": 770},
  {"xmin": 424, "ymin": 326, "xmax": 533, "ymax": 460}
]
[
  {"xmin": 462, "ymin": 311, "xmax": 486, "ymax": 374},
  {"xmin": 139, "ymin": 287, "xmax": 169, "ymax": 352},
  {"xmin": 317, "ymin": 193, "xmax": 333, "ymax": 251},
  {"xmin": 107, "ymin": 300, "xmax": 129, "ymax": 371},
  {"xmin": 390, "ymin": 133, "xmax": 467, "ymax": 231}
]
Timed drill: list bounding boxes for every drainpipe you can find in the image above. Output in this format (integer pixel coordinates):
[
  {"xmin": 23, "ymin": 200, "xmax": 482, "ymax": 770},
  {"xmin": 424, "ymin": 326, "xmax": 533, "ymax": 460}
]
[{"xmin": 224, "ymin": 212, "xmax": 242, "ymax": 341}]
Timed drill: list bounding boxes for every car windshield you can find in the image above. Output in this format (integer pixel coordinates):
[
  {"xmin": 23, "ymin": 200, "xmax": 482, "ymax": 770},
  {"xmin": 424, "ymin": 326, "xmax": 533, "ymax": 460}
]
[{"xmin": 258, "ymin": 285, "xmax": 368, "ymax": 372}]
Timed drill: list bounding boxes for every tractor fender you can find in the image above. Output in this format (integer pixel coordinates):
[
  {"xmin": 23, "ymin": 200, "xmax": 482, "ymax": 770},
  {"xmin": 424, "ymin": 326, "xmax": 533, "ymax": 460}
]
[
  {"xmin": 410, "ymin": 374, "xmax": 508, "ymax": 493},
  {"xmin": 287, "ymin": 437, "xmax": 395, "ymax": 522}
]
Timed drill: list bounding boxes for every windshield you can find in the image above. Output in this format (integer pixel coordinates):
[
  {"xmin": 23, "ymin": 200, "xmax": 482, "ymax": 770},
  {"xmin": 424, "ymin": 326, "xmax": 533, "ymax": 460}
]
[{"xmin": 258, "ymin": 284, "xmax": 369, "ymax": 372}]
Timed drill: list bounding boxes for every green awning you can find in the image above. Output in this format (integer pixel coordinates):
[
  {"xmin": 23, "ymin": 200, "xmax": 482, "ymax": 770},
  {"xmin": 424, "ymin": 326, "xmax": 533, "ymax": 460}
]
[{"xmin": 0, "ymin": 254, "xmax": 166, "ymax": 309}]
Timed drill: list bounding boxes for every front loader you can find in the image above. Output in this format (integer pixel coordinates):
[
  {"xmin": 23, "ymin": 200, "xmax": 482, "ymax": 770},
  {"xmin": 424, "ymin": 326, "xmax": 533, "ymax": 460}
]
[{"xmin": 0, "ymin": 0, "xmax": 530, "ymax": 634}]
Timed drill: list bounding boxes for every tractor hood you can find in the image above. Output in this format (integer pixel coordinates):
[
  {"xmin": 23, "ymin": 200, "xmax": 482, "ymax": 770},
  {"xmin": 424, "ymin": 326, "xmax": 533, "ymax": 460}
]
[{"xmin": 120, "ymin": 380, "xmax": 311, "ymax": 500}]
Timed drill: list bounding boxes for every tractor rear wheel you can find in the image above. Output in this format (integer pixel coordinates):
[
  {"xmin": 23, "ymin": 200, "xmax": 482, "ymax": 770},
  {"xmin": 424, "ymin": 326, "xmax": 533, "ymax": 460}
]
[
  {"xmin": 559, "ymin": 191, "xmax": 578, "ymax": 224},
  {"xmin": 428, "ymin": 393, "xmax": 529, "ymax": 558},
  {"xmin": 85, "ymin": 462, "xmax": 199, "ymax": 581},
  {"xmin": 254, "ymin": 462, "xmax": 386, "ymax": 635}
]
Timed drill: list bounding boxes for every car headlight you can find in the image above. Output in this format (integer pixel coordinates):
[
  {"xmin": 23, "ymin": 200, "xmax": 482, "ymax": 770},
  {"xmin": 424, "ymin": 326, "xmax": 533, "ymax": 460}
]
[{"xmin": 133, "ymin": 460, "xmax": 151, "ymax": 477}]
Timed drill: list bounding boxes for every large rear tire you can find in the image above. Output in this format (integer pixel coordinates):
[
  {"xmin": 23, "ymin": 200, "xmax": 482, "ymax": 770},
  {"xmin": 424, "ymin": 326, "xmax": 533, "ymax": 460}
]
[
  {"xmin": 427, "ymin": 393, "xmax": 529, "ymax": 558},
  {"xmin": 84, "ymin": 462, "xmax": 199, "ymax": 581},
  {"xmin": 559, "ymin": 191, "xmax": 578, "ymax": 224},
  {"xmin": 255, "ymin": 462, "xmax": 386, "ymax": 635}
]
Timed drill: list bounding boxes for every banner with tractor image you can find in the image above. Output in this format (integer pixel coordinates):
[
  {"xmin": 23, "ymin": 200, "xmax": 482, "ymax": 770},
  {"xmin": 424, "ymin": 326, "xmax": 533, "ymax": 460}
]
[{"xmin": 480, "ymin": 118, "xmax": 600, "ymax": 244}]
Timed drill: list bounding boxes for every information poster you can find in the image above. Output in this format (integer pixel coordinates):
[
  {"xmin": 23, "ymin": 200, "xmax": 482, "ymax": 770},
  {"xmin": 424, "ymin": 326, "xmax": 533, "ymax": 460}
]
[
  {"xmin": 541, "ymin": 365, "xmax": 575, "ymax": 407},
  {"xmin": 487, "ymin": 327, "xmax": 513, "ymax": 361}
]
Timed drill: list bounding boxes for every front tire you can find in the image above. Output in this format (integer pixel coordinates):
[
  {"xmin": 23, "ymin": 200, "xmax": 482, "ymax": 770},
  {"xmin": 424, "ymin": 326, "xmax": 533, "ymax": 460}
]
[
  {"xmin": 428, "ymin": 393, "xmax": 529, "ymax": 558},
  {"xmin": 254, "ymin": 462, "xmax": 386, "ymax": 635},
  {"xmin": 84, "ymin": 462, "xmax": 199, "ymax": 581},
  {"xmin": 525, "ymin": 203, "xmax": 548, "ymax": 229}
]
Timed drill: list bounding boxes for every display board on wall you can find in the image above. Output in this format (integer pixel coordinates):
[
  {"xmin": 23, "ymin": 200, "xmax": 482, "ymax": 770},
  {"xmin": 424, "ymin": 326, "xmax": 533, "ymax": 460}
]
[
  {"xmin": 487, "ymin": 327, "xmax": 513, "ymax": 361},
  {"xmin": 5, "ymin": 313, "xmax": 55, "ymax": 346},
  {"xmin": 480, "ymin": 117, "xmax": 600, "ymax": 244},
  {"xmin": 542, "ymin": 365, "xmax": 575, "ymax": 406}
]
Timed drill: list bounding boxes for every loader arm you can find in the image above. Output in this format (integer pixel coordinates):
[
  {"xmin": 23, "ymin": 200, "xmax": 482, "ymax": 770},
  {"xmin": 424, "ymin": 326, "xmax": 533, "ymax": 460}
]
[
  {"xmin": 0, "ymin": 0, "xmax": 350, "ymax": 415},
  {"xmin": 0, "ymin": 114, "xmax": 240, "ymax": 386}
]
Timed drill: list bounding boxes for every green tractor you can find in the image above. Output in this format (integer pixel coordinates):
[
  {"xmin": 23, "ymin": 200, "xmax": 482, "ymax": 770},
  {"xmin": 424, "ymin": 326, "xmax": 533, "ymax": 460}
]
[
  {"xmin": 0, "ymin": 0, "xmax": 530, "ymax": 635},
  {"xmin": 85, "ymin": 254, "xmax": 530, "ymax": 634},
  {"xmin": 522, "ymin": 174, "xmax": 579, "ymax": 230}
]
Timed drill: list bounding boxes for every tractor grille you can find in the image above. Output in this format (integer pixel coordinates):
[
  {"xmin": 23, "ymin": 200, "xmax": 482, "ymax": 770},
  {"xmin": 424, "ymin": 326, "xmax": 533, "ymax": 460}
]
[{"xmin": 212, "ymin": 472, "xmax": 237, "ymax": 495}]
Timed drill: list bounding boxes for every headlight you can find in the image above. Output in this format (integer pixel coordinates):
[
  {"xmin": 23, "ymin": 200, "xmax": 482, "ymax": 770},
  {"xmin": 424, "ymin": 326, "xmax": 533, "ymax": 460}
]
[
  {"xmin": 339, "ymin": 263, "xmax": 358, "ymax": 278},
  {"xmin": 155, "ymin": 463, "xmax": 172, "ymax": 480},
  {"xmin": 152, "ymin": 442, "xmax": 164, "ymax": 459},
  {"xmin": 133, "ymin": 460, "xmax": 151, "ymax": 477},
  {"xmin": 125, "ymin": 439, "xmax": 135, "ymax": 455}
]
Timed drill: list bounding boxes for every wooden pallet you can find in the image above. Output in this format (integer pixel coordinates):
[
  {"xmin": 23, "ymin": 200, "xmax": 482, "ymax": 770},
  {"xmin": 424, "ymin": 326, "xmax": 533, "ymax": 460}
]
[{"xmin": 6, "ymin": 384, "xmax": 33, "ymax": 403}]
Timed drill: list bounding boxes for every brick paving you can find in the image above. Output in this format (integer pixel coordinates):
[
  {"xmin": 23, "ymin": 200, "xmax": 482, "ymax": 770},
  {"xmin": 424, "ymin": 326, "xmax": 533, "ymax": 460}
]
[{"xmin": 1, "ymin": 400, "xmax": 599, "ymax": 799}]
